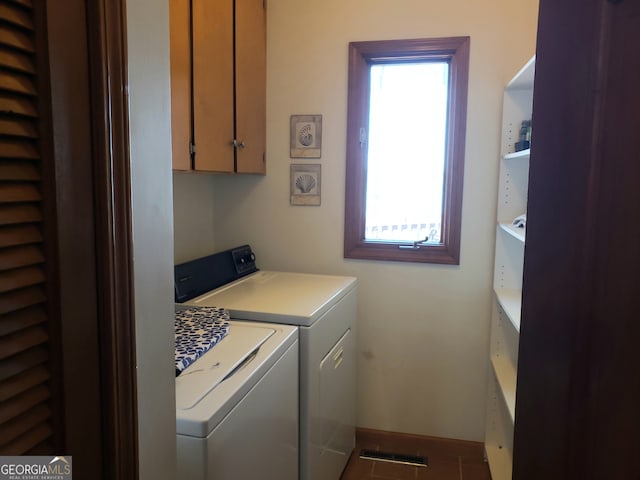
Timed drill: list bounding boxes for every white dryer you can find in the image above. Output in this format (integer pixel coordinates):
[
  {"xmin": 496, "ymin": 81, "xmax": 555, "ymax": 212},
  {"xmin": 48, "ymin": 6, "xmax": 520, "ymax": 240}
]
[
  {"xmin": 175, "ymin": 317, "xmax": 298, "ymax": 480},
  {"xmin": 175, "ymin": 245, "xmax": 357, "ymax": 480}
]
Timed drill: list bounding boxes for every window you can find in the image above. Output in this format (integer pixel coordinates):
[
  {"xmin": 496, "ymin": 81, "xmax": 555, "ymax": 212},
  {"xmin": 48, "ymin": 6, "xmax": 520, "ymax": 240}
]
[{"xmin": 344, "ymin": 37, "xmax": 470, "ymax": 264}]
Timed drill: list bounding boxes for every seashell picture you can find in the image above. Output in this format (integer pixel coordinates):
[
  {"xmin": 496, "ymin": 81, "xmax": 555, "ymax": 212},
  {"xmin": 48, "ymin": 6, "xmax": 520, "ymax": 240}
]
[
  {"xmin": 290, "ymin": 115, "xmax": 322, "ymax": 158},
  {"xmin": 297, "ymin": 124, "xmax": 314, "ymax": 147},
  {"xmin": 290, "ymin": 164, "xmax": 321, "ymax": 206},
  {"xmin": 295, "ymin": 174, "xmax": 316, "ymax": 194}
]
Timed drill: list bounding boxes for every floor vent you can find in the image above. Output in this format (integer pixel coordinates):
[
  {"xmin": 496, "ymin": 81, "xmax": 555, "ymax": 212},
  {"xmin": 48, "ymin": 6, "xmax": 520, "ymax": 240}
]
[{"xmin": 359, "ymin": 449, "xmax": 428, "ymax": 467}]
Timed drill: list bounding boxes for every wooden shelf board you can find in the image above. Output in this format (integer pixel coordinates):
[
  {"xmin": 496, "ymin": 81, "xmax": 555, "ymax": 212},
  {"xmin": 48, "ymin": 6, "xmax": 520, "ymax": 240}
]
[
  {"xmin": 491, "ymin": 355, "xmax": 517, "ymax": 423},
  {"xmin": 485, "ymin": 443, "xmax": 513, "ymax": 480},
  {"xmin": 503, "ymin": 148, "xmax": 530, "ymax": 161},
  {"xmin": 498, "ymin": 223, "xmax": 526, "ymax": 243},
  {"xmin": 505, "ymin": 55, "xmax": 535, "ymax": 90},
  {"xmin": 494, "ymin": 288, "xmax": 522, "ymax": 332}
]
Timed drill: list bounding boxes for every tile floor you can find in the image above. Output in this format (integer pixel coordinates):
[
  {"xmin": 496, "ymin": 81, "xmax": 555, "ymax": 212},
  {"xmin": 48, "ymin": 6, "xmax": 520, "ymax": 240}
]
[{"xmin": 340, "ymin": 429, "xmax": 491, "ymax": 480}]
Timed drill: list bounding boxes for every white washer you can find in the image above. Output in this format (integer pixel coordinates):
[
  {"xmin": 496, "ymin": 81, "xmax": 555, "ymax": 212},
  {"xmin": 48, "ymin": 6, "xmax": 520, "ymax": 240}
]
[
  {"xmin": 175, "ymin": 318, "xmax": 299, "ymax": 480},
  {"xmin": 176, "ymin": 246, "xmax": 357, "ymax": 480}
]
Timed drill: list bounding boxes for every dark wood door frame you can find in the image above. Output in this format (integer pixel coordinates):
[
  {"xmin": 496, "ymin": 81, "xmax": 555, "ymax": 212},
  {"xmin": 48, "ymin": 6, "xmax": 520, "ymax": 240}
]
[
  {"xmin": 87, "ymin": 0, "xmax": 138, "ymax": 479},
  {"xmin": 84, "ymin": 1, "xmax": 139, "ymax": 478},
  {"xmin": 44, "ymin": 0, "xmax": 138, "ymax": 478},
  {"xmin": 514, "ymin": 0, "xmax": 640, "ymax": 478}
]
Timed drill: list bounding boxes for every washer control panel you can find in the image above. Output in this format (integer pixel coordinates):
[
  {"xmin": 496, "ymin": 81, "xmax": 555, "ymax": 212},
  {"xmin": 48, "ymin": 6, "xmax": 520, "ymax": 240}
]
[{"xmin": 232, "ymin": 245, "xmax": 257, "ymax": 276}]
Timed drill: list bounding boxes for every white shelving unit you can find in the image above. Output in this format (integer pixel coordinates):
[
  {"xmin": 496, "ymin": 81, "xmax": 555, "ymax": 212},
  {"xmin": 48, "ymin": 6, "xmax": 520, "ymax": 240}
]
[
  {"xmin": 494, "ymin": 288, "xmax": 522, "ymax": 332},
  {"xmin": 485, "ymin": 56, "xmax": 535, "ymax": 480}
]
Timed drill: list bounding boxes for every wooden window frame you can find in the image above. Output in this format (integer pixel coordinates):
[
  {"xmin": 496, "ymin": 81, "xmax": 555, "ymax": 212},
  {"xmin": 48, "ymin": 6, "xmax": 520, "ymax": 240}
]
[{"xmin": 344, "ymin": 37, "xmax": 470, "ymax": 264}]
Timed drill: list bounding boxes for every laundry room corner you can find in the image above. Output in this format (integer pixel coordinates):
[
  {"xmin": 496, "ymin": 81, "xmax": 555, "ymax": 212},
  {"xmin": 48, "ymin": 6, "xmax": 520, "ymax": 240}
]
[{"xmin": 204, "ymin": 0, "xmax": 539, "ymax": 443}]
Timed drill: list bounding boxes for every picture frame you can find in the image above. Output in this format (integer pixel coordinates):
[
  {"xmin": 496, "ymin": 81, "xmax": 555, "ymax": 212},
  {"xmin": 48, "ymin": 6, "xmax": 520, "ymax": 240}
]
[
  {"xmin": 290, "ymin": 114, "xmax": 322, "ymax": 158},
  {"xmin": 290, "ymin": 164, "xmax": 321, "ymax": 206}
]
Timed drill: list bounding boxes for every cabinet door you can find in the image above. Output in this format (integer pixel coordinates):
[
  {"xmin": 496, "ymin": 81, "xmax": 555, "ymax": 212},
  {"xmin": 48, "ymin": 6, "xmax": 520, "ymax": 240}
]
[
  {"xmin": 169, "ymin": 0, "xmax": 192, "ymax": 171},
  {"xmin": 235, "ymin": 0, "xmax": 267, "ymax": 174},
  {"xmin": 193, "ymin": 0, "xmax": 235, "ymax": 172}
]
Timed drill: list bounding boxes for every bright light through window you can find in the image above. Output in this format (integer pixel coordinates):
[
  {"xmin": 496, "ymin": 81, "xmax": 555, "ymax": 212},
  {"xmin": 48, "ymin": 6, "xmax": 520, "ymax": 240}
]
[
  {"xmin": 365, "ymin": 62, "xmax": 449, "ymax": 243},
  {"xmin": 344, "ymin": 37, "xmax": 469, "ymax": 264}
]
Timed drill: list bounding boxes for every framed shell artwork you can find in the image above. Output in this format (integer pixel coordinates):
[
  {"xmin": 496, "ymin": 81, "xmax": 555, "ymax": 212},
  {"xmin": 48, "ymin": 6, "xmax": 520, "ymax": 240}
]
[
  {"xmin": 290, "ymin": 164, "xmax": 321, "ymax": 206},
  {"xmin": 290, "ymin": 114, "xmax": 322, "ymax": 158}
]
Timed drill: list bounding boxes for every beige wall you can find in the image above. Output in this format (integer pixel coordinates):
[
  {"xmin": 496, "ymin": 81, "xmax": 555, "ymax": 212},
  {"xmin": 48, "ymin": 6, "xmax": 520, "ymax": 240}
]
[
  {"xmin": 175, "ymin": 0, "xmax": 538, "ymax": 441},
  {"xmin": 173, "ymin": 172, "xmax": 217, "ymax": 263},
  {"xmin": 127, "ymin": 0, "xmax": 177, "ymax": 478}
]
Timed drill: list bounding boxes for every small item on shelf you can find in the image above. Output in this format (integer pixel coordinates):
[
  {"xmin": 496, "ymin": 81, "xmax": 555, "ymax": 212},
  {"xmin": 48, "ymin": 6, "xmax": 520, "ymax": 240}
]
[
  {"xmin": 514, "ymin": 119, "xmax": 532, "ymax": 151},
  {"xmin": 512, "ymin": 213, "xmax": 527, "ymax": 229}
]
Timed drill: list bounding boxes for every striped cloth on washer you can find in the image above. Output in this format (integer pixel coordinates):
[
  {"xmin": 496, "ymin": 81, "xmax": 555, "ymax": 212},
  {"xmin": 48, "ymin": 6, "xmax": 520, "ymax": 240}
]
[{"xmin": 175, "ymin": 306, "xmax": 231, "ymax": 376}]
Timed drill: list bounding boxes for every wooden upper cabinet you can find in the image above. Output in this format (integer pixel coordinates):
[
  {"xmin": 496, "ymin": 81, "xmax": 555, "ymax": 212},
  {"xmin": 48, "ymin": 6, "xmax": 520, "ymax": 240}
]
[
  {"xmin": 192, "ymin": 0, "xmax": 234, "ymax": 173},
  {"xmin": 170, "ymin": 0, "xmax": 266, "ymax": 174},
  {"xmin": 235, "ymin": 0, "xmax": 266, "ymax": 174},
  {"xmin": 169, "ymin": 0, "xmax": 191, "ymax": 171}
]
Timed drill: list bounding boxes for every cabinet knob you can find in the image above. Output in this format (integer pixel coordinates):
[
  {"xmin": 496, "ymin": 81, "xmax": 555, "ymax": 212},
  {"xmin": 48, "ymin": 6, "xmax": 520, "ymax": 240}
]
[{"xmin": 232, "ymin": 139, "xmax": 246, "ymax": 149}]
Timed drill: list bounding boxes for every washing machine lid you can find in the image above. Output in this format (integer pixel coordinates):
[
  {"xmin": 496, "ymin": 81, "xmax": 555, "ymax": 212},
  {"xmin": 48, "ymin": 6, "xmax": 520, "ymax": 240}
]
[
  {"xmin": 175, "ymin": 322, "xmax": 275, "ymax": 410},
  {"xmin": 176, "ymin": 320, "xmax": 297, "ymax": 438},
  {"xmin": 186, "ymin": 271, "xmax": 357, "ymax": 326}
]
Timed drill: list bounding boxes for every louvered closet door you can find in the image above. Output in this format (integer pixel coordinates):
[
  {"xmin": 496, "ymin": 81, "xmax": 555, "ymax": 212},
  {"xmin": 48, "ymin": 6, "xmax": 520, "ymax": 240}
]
[{"xmin": 0, "ymin": 0, "xmax": 57, "ymax": 455}]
